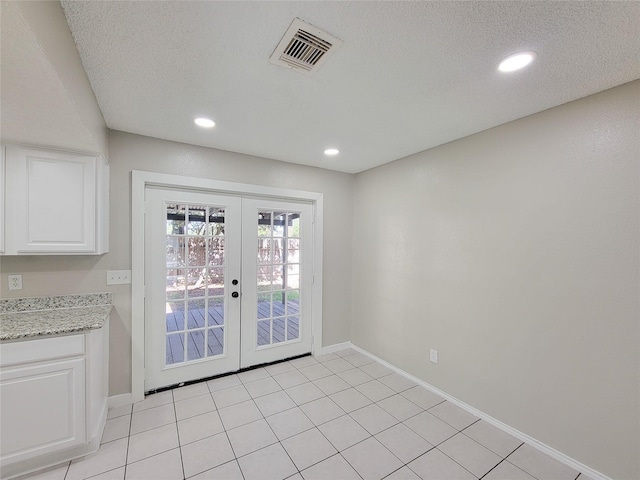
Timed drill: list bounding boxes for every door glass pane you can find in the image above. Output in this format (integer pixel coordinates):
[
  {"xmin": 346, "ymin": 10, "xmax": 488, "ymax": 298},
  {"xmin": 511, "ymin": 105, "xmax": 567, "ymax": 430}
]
[
  {"xmin": 165, "ymin": 203, "xmax": 227, "ymax": 366},
  {"xmin": 166, "ymin": 333, "xmax": 184, "ymax": 365},
  {"xmin": 257, "ymin": 320, "xmax": 270, "ymax": 346},
  {"xmin": 287, "ymin": 317, "xmax": 299, "ymax": 340},
  {"xmin": 187, "ymin": 330, "xmax": 205, "ymax": 361},
  {"xmin": 207, "ymin": 297, "xmax": 224, "ymax": 326},
  {"xmin": 208, "ymin": 328, "xmax": 224, "ymax": 356},
  {"xmin": 255, "ymin": 209, "xmax": 303, "ymax": 348}
]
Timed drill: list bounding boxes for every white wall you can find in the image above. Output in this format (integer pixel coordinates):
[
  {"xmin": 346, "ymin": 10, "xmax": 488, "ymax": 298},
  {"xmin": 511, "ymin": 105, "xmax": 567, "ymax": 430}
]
[{"xmin": 351, "ymin": 81, "xmax": 639, "ymax": 480}]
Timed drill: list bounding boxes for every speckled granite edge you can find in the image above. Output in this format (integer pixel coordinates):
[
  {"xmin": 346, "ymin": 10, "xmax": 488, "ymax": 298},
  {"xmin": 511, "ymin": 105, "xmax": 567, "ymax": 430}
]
[
  {"xmin": 0, "ymin": 305, "xmax": 112, "ymax": 341},
  {"xmin": 0, "ymin": 292, "xmax": 112, "ymax": 313}
]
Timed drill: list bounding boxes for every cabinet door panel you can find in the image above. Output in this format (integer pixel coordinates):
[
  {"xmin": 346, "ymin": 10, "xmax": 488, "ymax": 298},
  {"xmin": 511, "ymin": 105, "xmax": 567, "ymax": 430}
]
[
  {"xmin": 0, "ymin": 358, "xmax": 86, "ymax": 462},
  {"xmin": 6, "ymin": 146, "xmax": 96, "ymax": 253}
]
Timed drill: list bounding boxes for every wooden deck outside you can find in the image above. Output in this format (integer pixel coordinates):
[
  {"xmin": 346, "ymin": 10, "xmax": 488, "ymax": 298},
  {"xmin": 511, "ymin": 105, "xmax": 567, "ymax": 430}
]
[{"xmin": 166, "ymin": 300, "xmax": 299, "ymax": 364}]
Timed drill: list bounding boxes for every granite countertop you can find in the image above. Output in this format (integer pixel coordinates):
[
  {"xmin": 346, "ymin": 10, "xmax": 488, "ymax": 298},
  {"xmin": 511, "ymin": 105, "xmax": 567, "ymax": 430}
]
[{"xmin": 0, "ymin": 293, "xmax": 112, "ymax": 342}]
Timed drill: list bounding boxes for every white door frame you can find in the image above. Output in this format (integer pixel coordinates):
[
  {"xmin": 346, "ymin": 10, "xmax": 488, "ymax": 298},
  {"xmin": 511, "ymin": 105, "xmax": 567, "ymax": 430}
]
[{"xmin": 131, "ymin": 170, "xmax": 324, "ymax": 402}]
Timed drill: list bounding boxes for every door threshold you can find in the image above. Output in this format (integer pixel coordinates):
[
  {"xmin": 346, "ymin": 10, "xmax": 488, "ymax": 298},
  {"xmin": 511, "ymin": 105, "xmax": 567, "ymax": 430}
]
[{"xmin": 144, "ymin": 352, "xmax": 312, "ymax": 396}]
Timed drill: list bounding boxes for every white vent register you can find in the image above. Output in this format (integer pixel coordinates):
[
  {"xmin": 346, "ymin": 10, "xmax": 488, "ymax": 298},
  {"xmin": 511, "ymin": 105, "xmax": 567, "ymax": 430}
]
[{"xmin": 270, "ymin": 18, "xmax": 343, "ymax": 74}]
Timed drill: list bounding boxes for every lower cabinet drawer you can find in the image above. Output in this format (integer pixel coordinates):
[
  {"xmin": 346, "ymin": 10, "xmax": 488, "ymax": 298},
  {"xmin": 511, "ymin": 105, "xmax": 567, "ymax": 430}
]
[{"xmin": 0, "ymin": 334, "xmax": 84, "ymax": 367}]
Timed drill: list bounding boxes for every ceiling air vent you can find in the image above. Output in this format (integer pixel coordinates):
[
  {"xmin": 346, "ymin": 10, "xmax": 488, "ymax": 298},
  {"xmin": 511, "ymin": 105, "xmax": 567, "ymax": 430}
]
[{"xmin": 270, "ymin": 18, "xmax": 343, "ymax": 74}]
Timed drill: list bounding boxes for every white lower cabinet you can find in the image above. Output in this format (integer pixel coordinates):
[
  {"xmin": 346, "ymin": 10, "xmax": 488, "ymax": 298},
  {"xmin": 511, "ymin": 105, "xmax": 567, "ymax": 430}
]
[
  {"xmin": 0, "ymin": 144, "xmax": 109, "ymax": 255},
  {"xmin": 0, "ymin": 325, "xmax": 108, "ymax": 478}
]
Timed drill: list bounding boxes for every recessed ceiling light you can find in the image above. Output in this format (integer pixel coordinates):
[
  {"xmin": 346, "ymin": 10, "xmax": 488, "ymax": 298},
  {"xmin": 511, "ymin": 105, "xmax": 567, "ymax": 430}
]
[
  {"xmin": 498, "ymin": 51, "xmax": 536, "ymax": 73},
  {"xmin": 324, "ymin": 148, "xmax": 339, "ymax": 156},
  {"xmin": 194, "ymin": 117, "xmax": 215, "ymax": 128}
]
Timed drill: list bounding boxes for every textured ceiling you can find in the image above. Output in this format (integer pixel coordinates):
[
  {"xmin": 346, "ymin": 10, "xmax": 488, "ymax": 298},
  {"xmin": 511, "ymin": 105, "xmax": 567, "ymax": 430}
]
[
  {"xmin": 1, "ymin": 1, "xmax": 98, "ymax": 152},
  {"xmin": 61, "ymin": 1, "xmax": 640, "ymax": 173}
]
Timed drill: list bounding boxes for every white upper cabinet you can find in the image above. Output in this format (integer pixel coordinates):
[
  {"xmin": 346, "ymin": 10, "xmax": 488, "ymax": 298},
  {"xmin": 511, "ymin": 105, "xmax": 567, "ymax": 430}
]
[
  {"xmin": 2, "ymin": 145, "xmax": 109, "ymax": 255},
  {"xmin": 0, "ymin": 146, "xmax": 5, "ymax": 254}
]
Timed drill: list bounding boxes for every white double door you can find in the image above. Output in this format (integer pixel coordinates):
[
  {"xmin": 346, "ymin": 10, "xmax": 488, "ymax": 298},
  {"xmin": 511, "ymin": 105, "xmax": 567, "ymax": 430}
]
[{"xmin": 145, "ymin": 187, "xmax": 313, "ymax": 391}]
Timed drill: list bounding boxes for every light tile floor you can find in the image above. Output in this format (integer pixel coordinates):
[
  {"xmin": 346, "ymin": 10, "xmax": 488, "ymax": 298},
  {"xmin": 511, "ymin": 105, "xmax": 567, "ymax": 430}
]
[{"xmin": 16, "ymin": 349, "xmax": 595, "ymax": 480}]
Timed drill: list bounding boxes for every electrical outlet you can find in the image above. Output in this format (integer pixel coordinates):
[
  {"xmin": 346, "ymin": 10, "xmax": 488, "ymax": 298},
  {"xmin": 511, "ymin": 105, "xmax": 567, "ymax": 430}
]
[
  {"xmin": 8, "ymin": 274, "xmax": 23, "ymax": 290},
  {"xmin": 107, "ymin": 270, "xmax": 131, "ymax": 285},
  {"xmin": 429, "ymin": 348, "xmax": 438, "ymax": 364}
]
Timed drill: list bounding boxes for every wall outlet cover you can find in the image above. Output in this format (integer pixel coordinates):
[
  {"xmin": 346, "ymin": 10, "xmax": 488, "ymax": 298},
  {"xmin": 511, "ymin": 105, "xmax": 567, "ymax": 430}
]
[
  {"xmin": 8, "ymin": 274, "xmax": 23, "ymax": 290},
  {"xmin": 429, "ymin": 348, "xmax": 438, "ymax": 364}
]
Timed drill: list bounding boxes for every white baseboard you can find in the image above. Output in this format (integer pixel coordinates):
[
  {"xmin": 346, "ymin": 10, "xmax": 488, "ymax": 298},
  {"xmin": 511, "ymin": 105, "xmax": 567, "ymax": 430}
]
[
  {"xmin": 107, "ymin": 393, "xmax": 133, "ymax": 408},
  {"xmin": 336, "ymin": 343, "xmax": 611, "ymax": 480},
  {"xmin": 320, "ymin": 341, "xmax": 353, "ymax": 355}
]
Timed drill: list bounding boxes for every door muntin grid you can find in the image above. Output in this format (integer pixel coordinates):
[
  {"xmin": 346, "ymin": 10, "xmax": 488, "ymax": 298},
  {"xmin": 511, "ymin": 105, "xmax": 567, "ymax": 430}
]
[
  {"xmin": 256, "ymin": 211, "xmax": 302, "ymax": 347},
  {"xmin": 165, "ymin": 204, "xmax": 227, "ymax": 366}
]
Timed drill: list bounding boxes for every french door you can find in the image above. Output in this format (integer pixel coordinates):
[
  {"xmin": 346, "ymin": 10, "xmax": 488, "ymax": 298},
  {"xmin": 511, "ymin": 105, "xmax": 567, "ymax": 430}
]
[{"xmin": 144, "ymin": 187, "xmax": 313, "ymax": 391}]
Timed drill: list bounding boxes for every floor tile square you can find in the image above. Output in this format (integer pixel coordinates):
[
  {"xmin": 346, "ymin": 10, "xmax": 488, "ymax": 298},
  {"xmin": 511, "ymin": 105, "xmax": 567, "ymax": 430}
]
[
  {"xmin": 244, "ymin": 376, "xmax": 282, "ymax": 398},
  {"xmin": 336, "ymin": 368, "xmax": 374, "ymax": 386},
  {"xmin": 177, "ymin": 410, "xmax": 224, "ymax": 445},
  {"xmin": 341, "ymin": 437, "xmax": 403, "ymax": 480},
  {"xmin": 313, "ymin": 375, "xmax": 351, "ymax": 395},
  {"xmin": 313, "ymin": 353, "xmax": 340, "ymax": 363},
  {"xmin": 408, "ymin": 448, "xmax": 475, "ymax": 480},
  {"xmin": 403, "ymin": 411, "xmax": 457, "ymax": 445},
  {"xmin": 212, "ymin": 384, "xmax": 251, "ymax": 409},
  {"xmin": 174, "ymin": 393, "xmax": 216, "ymax": 421},
  {"xmin": 298, "ymin": 363, "xmax": 333, "ymax": 381},
  {"xmin": 107, "ymin": 404, "xmax": 132, "ymax": 420},
  {"xmin": 359, "ymin": 363, "xmax": 393, "ymax": 379},
  {"xmin": 124, "ymin": 448, "xmax": 182, "ymax": 480},
  {"xmin": 101, "ymin": 415, "xmax": 131, "ymax": 444},
  {"xmin": 507, "ymin": 444, "xmax": 579, "ymax": 480},
  {"xmin": 350, "ymin": 403, "xmax": 399, "ymax": 435},
  {"xmin": 289, "ymin": 355, "xmax": 319, "ymax": 368},
  {"xmin": 300, "ymin": 454, "xmax": 361, "ymax": 480},
  {"xmin": 282, "ymin": 428, "xmax": 337, "ymax": 470},
  {"xmin": 180, "ymin": 431, "xmax": 235, "ymax": 478},
  {"xmin": 132, "ymin": 390, "xmax": 173, "ymax": 413},
  {"xmin": 377, "ymin": 394, "xmax": 423, "ymax": 421},
  {"xmin": 463, "ymin": 420, "xmax": 522, "ymax": 457},
  {"xmin": 286, "ymin": 381, "xmax": 325, "ymax": 405},
  {"xmin": 264, "ymin": 361, "xmax": 296, "ymax": 376},
  {"xmin": 401, "ymin": 386, "xmax": 445, "ymax": 410},
  {"xmin": 127, "ymin": 423, "xmax": 179, "ymax": 464},
  {"xmin": 355, "ymin": 380, "xmax": 395, "ymax": 402},
  {"xmin": 318, "ymin": 414, "xmax": 370, "ymax": 451},
  {"xmin": 172, "ymin": 382, "xmax": 209, "ymax": 402},
  {"xmin": 129, "ymin": 403, "xmax": 175, "ymax": 435},
  {"xmin": 266, "ymin": 406, "xmax": 314, "ymax": 440},
  {"xmin": 428, "ymin": 401, "xmax": 479, "ymax": 430},
  {"xmin": 238, "ymin": 367, "xmax": 270, "ymax": 384},
  {"xmin": 207, "ymin": 374, "xmax": 241, "ymax": 392},
  {"xmin": 90, "ymin": 466, "xmax": 125, "ymax": 480},
  {"xmin": 483, "ymin": 461, "xmax": 536, "ymax": 480},
  {"xmin": 218, "ymin": 400, "xmax": 263, "ymax": 430},
  {"xmin": 377, "ymin": 373, "xmax": 416, "ymax": 392},
  {"xmin": 323, "ymin": 358, "xmax": 356, "ymax": 374},
  {"xmin": 438, "ymin": 432, "xmax": 502, "ymax": 477},
  {"xmin": 66, "ymin": 438, "xmax": 128, "ymax": 480},
  {"xmin": 383, "ymin": 466, "xmax": 421, "ymax": 480},
  {"xmin": 274, "ymin": 370, "xmax": 309, "ymax": 389},
  {"xmin": 329, "ymin": 388, "xmax": 372, "ymax": 412},
  {"xmin": 375, "ymin": 423, "xmax": 433, "ymax": 463},
  {"xmin": 299, "ymin": 396, "xmax": 345, "ymax": 425},
  {"xmin": 334, "ymin": 348, "xmax": 358, "ymax": 357},
  {"xmin": 189, "ymin": 460, "xmax": 244, "ymax": 480},
  {"xmin": 254, "ymin": 390, "xmax": 297, "ymax": 417},
  {"xmin": 343, "ymin": 353, "xmax": 375, "ymax": 367},
  {"xmin": 237, "ymin": 443, "xmax": 297, "ymax": 480},
  {"xmin": 227, "ymin": 419, "xmax": 278, "ymax": 457}
]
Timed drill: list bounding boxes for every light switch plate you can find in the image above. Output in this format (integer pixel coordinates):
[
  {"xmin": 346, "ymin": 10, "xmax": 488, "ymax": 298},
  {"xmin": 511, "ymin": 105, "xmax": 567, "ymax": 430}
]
[{"xmin": 107, "ymin": 270, "xmax": 131, "ymax": 285}]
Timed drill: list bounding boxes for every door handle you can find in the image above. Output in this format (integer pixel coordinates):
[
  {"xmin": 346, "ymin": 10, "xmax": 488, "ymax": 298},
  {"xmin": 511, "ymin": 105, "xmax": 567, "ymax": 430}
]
[
  {"xmin": 232, "ymin": 279, "xmax": 239, "ymax": 285},
  {"xmin": 232, "ymin": 292, "xmax": 239, "ymax": 298}
]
